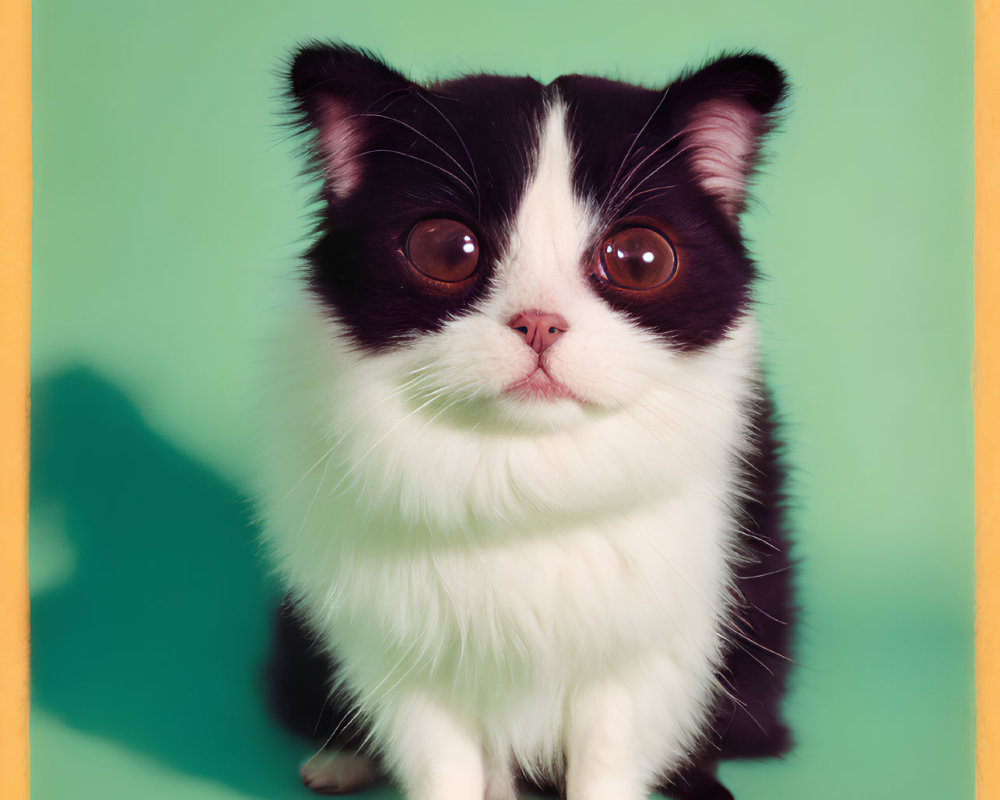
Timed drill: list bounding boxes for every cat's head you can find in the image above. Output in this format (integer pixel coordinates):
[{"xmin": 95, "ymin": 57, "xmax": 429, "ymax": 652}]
[{"xmin": 287, "ymin": 44, "xmax": 785, "ymax": 434}]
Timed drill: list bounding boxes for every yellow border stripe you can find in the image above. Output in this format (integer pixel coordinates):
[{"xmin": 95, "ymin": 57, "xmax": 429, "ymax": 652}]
[
  {"xmin": 0, "ymin": 0, "xmax": 31, "ymax": 797},
  {"xmin": 977, "ymin": 0, "xmax": 998, "ymax": 798}
]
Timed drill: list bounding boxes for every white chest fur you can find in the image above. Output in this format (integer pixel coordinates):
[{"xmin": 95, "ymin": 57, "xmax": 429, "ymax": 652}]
[{"xmin": 260, "ymin": 296, "xmax": 757, "ymax": 788}]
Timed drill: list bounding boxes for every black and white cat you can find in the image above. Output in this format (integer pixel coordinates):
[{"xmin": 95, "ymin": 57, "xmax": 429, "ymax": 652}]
[{"xmin": 261, "ymin": 43, "xmax": 794, "ymax": 800}]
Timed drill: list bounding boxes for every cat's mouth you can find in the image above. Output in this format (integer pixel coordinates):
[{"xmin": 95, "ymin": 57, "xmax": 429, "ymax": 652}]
[{"xmin": 503, "ymin": 366, "xmax": 578, "ymax": 403}]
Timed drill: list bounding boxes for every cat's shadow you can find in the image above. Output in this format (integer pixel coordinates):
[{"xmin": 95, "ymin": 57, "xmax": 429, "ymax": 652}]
[{"xmin": 29, "ymin": 368, "xmax": 394, "ymax": 798}]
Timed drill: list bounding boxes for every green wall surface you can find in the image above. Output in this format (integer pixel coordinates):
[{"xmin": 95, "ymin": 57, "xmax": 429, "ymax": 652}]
[{"xmin": 30, "ymin": 1, "xmax": 974, "ymax": 798}]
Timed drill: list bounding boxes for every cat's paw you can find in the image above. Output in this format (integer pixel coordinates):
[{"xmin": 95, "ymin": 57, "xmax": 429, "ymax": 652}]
[
  {"xmin": 300, "ymin": 750, "xmax": 378, "ymax": 795},
  {"xmin": 484, "ymin": 770, "xmax": 519, "ymax": 800}
]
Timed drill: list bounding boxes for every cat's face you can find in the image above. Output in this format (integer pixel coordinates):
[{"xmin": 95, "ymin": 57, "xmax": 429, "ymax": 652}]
[{"xmin": 290, "ymin": 47, "xmax": 785, "ymax": 433}]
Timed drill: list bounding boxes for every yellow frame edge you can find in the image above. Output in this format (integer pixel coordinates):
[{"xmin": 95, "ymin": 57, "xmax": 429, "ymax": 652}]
[
  {"xmin": 977, "ymin": 0, "xmax": 998, "ymax": 798},
  {"xmin": 0, "ymin": 3, "xmax": 990, "ymax": 799},
  {"xmin": 0, "ymin": 0, "xmax": 31, "ymax": 797}
]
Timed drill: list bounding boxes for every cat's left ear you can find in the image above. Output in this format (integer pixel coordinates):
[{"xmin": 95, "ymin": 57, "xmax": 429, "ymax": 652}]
[
  {"xmin": 287, "ymin": 43, "xmax": 414, "ymax": 199},
  {"xmin": 672, "ymin": 54, "xmax": 788, "ymax": 217}
]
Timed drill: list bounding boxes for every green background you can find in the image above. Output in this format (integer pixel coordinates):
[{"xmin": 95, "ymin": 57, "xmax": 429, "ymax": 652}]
[{"xmin": 29, "ymin": 1, "xmax": 974, "ymax": 798}]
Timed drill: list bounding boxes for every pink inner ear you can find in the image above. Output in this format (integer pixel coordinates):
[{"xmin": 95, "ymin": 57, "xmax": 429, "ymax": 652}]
[
  {"xmin": 684, "ymin": 99, "xmax": 761, "ymax": 216},
  {"xmin": 316, "ymin": 96, "xmax": 363, "ymax": 198}
]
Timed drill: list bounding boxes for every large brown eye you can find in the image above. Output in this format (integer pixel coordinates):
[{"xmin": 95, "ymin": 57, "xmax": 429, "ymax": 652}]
[
  {"xmin": 405, "ymin": 219, "xmax": 479, "ymax": 283},
  {"xmin": 598, "ymin": 226, "xmax": 677, "ymax": 289}
]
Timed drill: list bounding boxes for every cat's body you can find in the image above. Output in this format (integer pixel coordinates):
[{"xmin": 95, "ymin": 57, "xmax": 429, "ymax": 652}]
[{"xmin": 261, "ymin": 45, "xmax": 793, "ymax": 800}]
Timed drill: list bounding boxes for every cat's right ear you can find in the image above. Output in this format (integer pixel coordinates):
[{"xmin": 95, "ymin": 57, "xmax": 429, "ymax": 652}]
[{"xmin": 288, "ymin": 43, "xmax": 411, "ymax": 199}]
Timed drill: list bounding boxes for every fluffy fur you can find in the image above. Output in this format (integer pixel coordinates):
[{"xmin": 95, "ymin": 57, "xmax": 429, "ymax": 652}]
[{"xmin": 260, "ymin": 44, "xmax": 793, "ymax": 800}]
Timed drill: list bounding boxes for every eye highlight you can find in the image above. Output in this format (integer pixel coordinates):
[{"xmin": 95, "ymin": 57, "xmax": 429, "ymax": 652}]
[
  {"xmin": 597, "ymin": 226, "xmax": 677, "ymax": 290},
  {"xmin": 405, "ymin": 219, "xmax": 479, "ymax": 283}
]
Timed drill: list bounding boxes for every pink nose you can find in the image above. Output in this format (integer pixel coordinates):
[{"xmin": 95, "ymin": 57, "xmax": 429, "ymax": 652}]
[{"xmin": 508, "ymin": 310, "xmax": 569, "ymax": 354}]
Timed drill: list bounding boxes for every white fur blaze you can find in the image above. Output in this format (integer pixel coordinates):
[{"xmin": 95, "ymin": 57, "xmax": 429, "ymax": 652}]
[{"xmin": 493, "ymin": 102, "xmax": 593, "ymax": 316}]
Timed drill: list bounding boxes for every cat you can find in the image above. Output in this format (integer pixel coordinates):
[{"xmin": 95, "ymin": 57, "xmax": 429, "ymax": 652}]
[{"xmin": 260, "ymin": 43, "xmax": 794, "ymax": 800}]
